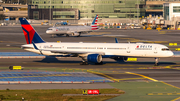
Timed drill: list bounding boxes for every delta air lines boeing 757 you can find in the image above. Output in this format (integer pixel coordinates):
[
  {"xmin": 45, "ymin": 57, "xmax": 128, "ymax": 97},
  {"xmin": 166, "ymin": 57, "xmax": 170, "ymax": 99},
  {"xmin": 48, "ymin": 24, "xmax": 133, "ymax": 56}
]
[
  {"xmin": 46, "ymin": 15, "xmax": 99, "ymax": 37},
  {"xmin": 19, "ymin": 18, "xmax": 174, "ymax": 65}
]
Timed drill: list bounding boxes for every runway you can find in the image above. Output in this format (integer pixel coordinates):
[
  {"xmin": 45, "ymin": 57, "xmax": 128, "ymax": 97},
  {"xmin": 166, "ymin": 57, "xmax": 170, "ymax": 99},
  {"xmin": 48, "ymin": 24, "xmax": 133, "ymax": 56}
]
[{"xmin": 1, "ymin": 26, "xmax": 180, "ymax": 97}]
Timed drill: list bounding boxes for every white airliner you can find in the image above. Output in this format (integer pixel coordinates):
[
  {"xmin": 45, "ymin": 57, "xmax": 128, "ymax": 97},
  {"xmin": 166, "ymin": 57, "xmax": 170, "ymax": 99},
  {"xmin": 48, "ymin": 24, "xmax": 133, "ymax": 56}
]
[
  {"xmin": 19, "ymin": 18, "xmax": 174, "ymax": 65},
  {"xmin": 46, "ymin": 15, "xmax": 99, "ymax": 37}
]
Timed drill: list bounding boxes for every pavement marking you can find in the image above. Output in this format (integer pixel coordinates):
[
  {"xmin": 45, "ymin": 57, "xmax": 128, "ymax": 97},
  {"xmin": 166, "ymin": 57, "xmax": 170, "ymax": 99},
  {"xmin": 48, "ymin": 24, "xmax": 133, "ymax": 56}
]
[
  {"xmin": 159, "ymin": 31, "xmax": 167, "ymax": 34},
  {"xmin": 161, "ymin": 81, "xmax": 180, "ymax": 89},
  {"xmin": 103, "ymin": 35, "xmax": 127, "ymax": 37},
  {"xmin": 171, "ymin": 97, "xmax": 180, "ymax": 101},
  {"xmin": 116, "ymin": 77, "xmax": 144, "ymax": 81},
  {"xmin": 104, "ymin": 73, "xmax": 126, "ymax": 74},
  {"xmin": 86, "ymin": 67, "xmax": 167, "ymax": 70},
  {"xmin": 87, "ymin": 70, "xmax": 118, "ymax": 82},
  {"xmin": 130, "ymin": 40, "xmax": 168, "ymax": 43},
  {"xmin": 88, "ymin": 32, "xmax": 111, "ymax": 35},
  {"xmin": 89, "ymin": 79, "xmax": 111, "ymax": 81},
  {"xmin": 88, "ymin": 70, "xmax": 157, "ymax": 82},
  {"xmin": 148, "ymin": 93, "xmax": 180, "ymax": 95},
  {"xmin": 126, "ymin": 72, "xmax": 158, "ymax": 82}
]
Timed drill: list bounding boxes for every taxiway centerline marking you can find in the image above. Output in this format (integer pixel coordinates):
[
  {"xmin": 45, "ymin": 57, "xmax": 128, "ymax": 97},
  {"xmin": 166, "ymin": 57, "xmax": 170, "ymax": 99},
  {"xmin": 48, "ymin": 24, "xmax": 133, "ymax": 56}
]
[
  {"xmin": 116, "ymin": 77, "xmax": 145, "ymax": 81},
  {"xmin": 171, "ymin": 97, "xmax": 180, "ymax": 101},
  {"xmin": 161, "ymin": 81, "xmax": 180, "ymax": 90},
  {"xmin": 148, "ymin": 93, "xmax": 180, "ymax": 95},
  {"xmin": 87, "ymin": 70, "xmax": 118, "ymax": 82},
  {"xmin": 126, "ymin": 72, "xmax": 158, "ymax": 82}
]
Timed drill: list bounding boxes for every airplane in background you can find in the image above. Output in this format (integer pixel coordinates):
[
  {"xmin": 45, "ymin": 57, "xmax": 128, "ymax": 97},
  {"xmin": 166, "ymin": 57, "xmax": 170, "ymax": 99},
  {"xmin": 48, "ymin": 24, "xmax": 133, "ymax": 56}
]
[
  {"xmin": 46, "ymin": 15, "xmax": 99, "ymax": 37},
  {"xmin": 19, "ymin": 18, "xmax": 174, "ymax": 65}
]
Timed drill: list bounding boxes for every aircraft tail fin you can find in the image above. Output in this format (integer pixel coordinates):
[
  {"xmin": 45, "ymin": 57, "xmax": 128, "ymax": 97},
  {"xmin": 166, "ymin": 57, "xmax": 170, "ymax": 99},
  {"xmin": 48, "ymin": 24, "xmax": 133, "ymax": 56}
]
[
  {"xmin": 91, "ymin": 15, "xmax": 98, "ymax": 30},
  {"xmin": 115, "ymin": 38, "xmax": 119, "ymax": 43},
  {"xmin": 19, "ymin": 18, "xmax": 45, "ymax": 44}
]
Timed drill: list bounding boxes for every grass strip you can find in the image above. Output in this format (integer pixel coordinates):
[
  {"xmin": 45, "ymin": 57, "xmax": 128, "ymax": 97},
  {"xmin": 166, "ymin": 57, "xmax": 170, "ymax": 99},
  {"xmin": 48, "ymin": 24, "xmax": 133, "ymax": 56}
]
[{"xmin": 0, "ymin": 88, "xmax": 124, "ymax": 101}]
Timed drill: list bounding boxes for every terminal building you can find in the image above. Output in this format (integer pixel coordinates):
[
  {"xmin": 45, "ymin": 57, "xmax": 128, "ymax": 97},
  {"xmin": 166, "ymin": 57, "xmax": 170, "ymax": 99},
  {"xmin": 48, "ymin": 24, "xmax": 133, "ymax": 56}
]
[
  {"xmin": 28, "ymin": 0, "xmax": 146, "ymax": 20},
  {"xmin": 0, "ymin": 4, "xmax": 27, "ymax": 20},
  {"xmin": 163, "ymin": 3, "xmax": 180, "ymax": 20},
  {"xmin": 146, "ymin": 0, "xmax": 180, "ymax": 17},
  {"xmin": 1, "ymin": 0, "xmax": 180, "ymax": 23}
]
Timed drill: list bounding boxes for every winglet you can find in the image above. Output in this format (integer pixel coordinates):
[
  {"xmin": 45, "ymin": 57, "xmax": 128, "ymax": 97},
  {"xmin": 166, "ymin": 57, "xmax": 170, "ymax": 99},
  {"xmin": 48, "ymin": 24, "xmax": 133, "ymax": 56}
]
[
  {"xmin": 115, "ymin": 38, "xmax": 118, "ymax": 43},
  {"xmin": 32, "ymin": 41, "xmax": 39, "ymax": 50}
]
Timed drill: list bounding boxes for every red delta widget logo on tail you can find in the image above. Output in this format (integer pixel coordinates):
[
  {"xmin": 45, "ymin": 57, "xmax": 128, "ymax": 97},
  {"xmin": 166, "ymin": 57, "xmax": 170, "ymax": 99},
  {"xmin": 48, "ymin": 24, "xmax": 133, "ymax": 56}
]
[
  {"xmin": 21, "ymin": 24, "xmax": 36, "ymax": 44},
  {"xmin": 19, "ymin": 18, "xmax": 45, "ymax": 44}
]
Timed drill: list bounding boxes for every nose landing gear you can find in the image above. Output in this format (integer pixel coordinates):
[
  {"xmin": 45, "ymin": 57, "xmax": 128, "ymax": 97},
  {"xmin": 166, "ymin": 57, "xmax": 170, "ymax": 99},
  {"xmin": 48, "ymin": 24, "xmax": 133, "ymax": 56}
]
[{"xmin": 154, "ymin": 57, "xmax": 159, "ymax": 66}]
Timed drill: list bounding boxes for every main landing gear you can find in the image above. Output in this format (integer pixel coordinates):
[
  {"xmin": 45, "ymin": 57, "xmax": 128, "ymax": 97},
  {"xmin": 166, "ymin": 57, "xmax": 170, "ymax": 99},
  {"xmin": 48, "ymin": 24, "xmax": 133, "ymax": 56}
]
[
  {"xmin": 154, "ymin": 57, "xmax": 159, "ymax": 66},
  {"xmin": 80, "ymin": 61, "xmax": 89, "ymax": 65},
  {"xmin": 66, "ymin": 34, "xmax": 69, "ymax": 37},
  {"xmin": 95, "ymin": 61, "xmax": 103, "ymax": 65},
  {"xmin": 80, "ymin": 57, "xmax": 89, "ymax": 65}
]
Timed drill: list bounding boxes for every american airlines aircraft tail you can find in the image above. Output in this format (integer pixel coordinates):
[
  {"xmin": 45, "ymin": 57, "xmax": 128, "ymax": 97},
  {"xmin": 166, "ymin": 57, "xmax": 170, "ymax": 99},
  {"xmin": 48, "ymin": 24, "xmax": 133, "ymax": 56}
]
[
  {"xmin": 19, "ymin": 18, "xmax": 174, "ymax": 66},
  {"xmin": 91, "ymin": 15, "xmax": 98, "ymax": 30}
]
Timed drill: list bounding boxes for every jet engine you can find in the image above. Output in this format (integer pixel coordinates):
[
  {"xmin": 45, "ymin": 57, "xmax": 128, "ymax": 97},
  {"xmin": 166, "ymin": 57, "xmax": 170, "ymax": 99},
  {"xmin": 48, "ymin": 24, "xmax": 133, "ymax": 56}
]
[
  {"xmin": 87, "ymin": 54, "xmax": 102, "ymax": 63},
  {"xmin": 72, "ymin": 32, "xmax": 80, "ymax": 36}
]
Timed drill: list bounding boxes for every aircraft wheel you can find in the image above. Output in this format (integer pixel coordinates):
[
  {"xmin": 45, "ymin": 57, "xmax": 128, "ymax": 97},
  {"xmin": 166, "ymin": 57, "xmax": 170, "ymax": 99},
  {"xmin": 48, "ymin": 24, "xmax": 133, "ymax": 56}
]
[
  {"xmin": 154, "ymin": 63, "xmax": 159, "ymax": 66},
  {"xmin": 95, "ymin": 61, "xmax": 103, "ymax": 65},
  {"xmin": 66, "ymin": 34, "xmax": 69, "ymax": 37},
  {"xmin": 77, "ymin": 33, "xmax": 81, "ymax": 37},
  {"xmin": 80, "ymin": 62, "xmax": 89, "ymax": 65}
]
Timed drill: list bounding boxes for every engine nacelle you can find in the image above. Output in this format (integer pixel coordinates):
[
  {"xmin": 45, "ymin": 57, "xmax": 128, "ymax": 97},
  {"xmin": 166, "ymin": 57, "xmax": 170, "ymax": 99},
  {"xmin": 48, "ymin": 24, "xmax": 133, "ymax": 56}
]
[
  {"xmin": 87, "ymin": 54, "xmax": 102, "ymax": 63},
  {"xmin": 72, "ymin": 32, "xmax": 80, "ymax": 36}
]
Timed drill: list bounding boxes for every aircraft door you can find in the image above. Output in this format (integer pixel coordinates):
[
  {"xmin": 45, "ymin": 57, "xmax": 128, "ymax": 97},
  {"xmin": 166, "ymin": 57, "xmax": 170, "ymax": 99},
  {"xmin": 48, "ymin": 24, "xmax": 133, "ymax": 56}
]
[
  {"xmin": 154, "ymin": 47, "xmax": 157, "ymax": 54},
  {"xmin": 127, "ymin": 47, "xmax": 130, "ymax": 53}
]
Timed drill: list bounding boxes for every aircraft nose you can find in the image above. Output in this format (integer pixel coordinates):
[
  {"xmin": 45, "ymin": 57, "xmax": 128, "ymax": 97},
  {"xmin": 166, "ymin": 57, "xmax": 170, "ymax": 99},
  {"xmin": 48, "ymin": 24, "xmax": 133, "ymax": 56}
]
[
  {"xmin": 46, "ymin": 30, "xmax": 50, "ymax": 34},
  {"xmin": 169, "ymin": 51, "xmax": 174, "ymax": 57}
]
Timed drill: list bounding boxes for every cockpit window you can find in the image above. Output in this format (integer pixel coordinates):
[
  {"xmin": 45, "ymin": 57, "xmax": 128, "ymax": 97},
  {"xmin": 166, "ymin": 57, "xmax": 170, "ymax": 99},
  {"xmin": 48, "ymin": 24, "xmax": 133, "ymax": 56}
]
[{"xmin": 162, "ymin": 48, "xmax": 170, "ymax": 51}]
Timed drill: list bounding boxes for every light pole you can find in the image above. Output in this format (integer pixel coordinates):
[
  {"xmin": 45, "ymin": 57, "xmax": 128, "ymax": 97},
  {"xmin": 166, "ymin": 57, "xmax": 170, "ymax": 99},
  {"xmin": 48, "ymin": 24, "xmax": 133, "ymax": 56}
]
[
  {"xmin": 49, "ymin": 0, "xmax": 51, "ymax": 25},
  {"xmin": 137, "ymin": 0, "xmax": 139, "ymax": 23}
]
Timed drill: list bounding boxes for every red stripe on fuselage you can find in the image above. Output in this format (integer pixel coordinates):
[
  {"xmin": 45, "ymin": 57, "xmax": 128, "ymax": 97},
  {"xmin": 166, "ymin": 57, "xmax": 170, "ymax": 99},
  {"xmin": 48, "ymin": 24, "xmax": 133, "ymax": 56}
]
[
  {"xmin": 91, "ymin": 28, "xmax": 98, "ymax": 30},
  {"xmin": 21, "ymin": 25, "xmax": 35, "ymax": 44}
]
